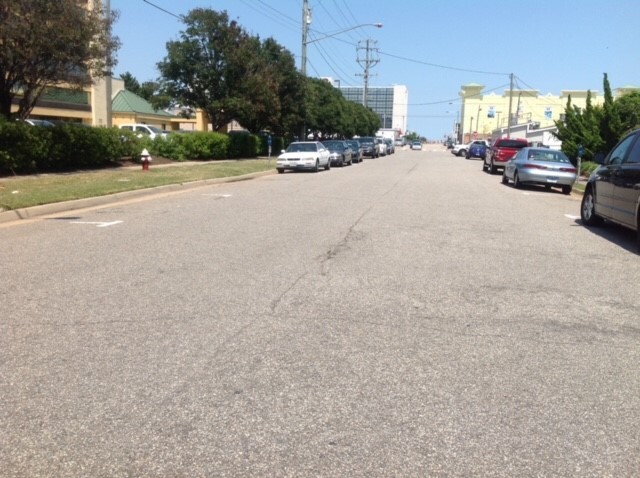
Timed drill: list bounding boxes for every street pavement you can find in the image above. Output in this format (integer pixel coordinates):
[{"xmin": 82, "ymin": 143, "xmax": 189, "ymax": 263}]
[{"xmin": 1, "ymin": 146, "xmax": 639, "ymax": 476}]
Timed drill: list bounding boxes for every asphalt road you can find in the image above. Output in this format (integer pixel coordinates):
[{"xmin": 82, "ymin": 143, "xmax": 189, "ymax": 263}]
[{"xmin": 1, "ymin": 146, "xmax": 639, "ymax": 477}]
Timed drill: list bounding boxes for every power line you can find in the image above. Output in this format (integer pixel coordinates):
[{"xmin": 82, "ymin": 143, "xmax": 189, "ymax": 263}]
[{"xmin": 141, "ymin": 0, "xmax": 183, "ymax": 21}]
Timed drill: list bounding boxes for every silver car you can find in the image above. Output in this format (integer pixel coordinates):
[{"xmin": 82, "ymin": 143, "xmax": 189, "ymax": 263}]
[{"xmin": 502, "ymin": 147, "xmax": 577, "ymax": 194}]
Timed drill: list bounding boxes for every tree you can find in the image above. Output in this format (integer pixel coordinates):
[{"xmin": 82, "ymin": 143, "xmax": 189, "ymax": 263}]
[
  {"xmin": 158, "ymin": 9, "xmax": 264, "ymax": 132},
  {"xmin": 0, "ymin": 0, "xmax": 119, "ymax": 120},
  {"xmin": 120, "ymin": 71, "xmax": 141, "ymax": 95},
  {"xmin": 613, "ymin": 91, "xmax": 640, "ymax": 135},
  {"xmin": 601, "ymin": 73, "xmax": 622, "ymax": 153}
]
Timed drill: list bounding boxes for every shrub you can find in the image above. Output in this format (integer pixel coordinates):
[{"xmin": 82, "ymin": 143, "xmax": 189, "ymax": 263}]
[
  {"xmin": 152, "ymin": 132, "xmax": 229, "ymax": 161},
  {"xmin": 579, "ymin": 161, "xmax": 599, "ymax": 178},
  {"xmin": 0, "ymin": 121, "xmax": 51, "ymax": 174},
  {"xmin": 228, "ymin": 132, "xmax": 260, "ymax": 159}
]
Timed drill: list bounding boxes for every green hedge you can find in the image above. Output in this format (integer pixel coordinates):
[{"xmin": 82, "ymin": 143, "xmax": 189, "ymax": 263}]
[
  {"xmin": 0, "ymin": 121, "xmax": 137, "ymax": 174},
  {"xmin": 0, "ymin": 120, "xmax": 279, "ymax": 174}
]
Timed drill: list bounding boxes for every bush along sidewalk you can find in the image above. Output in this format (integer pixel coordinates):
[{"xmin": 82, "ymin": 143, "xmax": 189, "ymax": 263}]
[{"xmin": 1, "ymin": 119, "xmax": 283, "ymax": 175}]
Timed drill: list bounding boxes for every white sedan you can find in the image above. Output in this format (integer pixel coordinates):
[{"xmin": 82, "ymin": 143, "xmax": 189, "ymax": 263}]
[{"xmin": 276, "ymin": 141, "xmax": 331, "ymax": 173}]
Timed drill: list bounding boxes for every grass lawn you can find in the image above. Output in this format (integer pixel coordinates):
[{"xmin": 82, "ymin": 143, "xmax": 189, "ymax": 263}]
[{"xmin": 0, "ymin": 159, "xmax": 274, "ymax": 211}]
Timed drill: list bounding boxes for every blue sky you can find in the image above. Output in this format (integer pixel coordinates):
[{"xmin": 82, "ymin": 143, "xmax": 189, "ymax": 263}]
[{"xmin": 111, "ymin": 0, "xmax": 639, "ymax": 139}]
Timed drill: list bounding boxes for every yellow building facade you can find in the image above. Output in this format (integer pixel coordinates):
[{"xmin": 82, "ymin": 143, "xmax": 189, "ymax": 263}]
[{"xmin": 458, "ymin": 83, "xmax": 640, "ymax": 144}]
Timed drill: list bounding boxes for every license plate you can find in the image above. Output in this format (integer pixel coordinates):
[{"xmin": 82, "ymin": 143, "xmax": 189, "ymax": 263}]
[{"xmin": 546, "ymin": 177, "xmax": 558, "ymax": 182}]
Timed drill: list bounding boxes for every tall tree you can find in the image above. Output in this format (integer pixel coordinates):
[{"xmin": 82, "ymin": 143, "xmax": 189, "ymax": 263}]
[
  {"xmin": 158, "ymin": 9, "xmax": 260, "ymax": 132},
  {"xmin": 120, "ymin": 71, "xmax": 141, "ymax": 95},
  {"xmin": 0, "ymin": 0, "xmax": 119, "ymax": 120},
  {"xmin": 601, "ymin": 72, "xmax": 622, "ymax": 153}
]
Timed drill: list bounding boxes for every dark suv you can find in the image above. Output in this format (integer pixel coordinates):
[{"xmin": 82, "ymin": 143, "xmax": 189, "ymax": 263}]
[
  {"xmin": 357, "ymin": 137, "xmax": 379, "ymax": 158},
  {"xmin": 581, "ymin": 129, "xmax": 640, "ymax": 249},
  {"xmin": 484, "ymin": 138, "xmax": 529, "ymax": 174}
]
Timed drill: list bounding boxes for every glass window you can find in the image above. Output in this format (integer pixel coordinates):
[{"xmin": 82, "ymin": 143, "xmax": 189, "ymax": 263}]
[
  {"xmin": 623, "ymin": 134, "xmax": 640, "ymax": 164},
  {"xmin": 607, "ymin": 133, "xmax": 636, "ymax": 165}
]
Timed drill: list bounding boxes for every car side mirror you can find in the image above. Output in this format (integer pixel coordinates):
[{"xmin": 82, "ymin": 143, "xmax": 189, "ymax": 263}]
[{"xmin": 281, "ymin": 149, "xmax": 285, "ymax": 154}]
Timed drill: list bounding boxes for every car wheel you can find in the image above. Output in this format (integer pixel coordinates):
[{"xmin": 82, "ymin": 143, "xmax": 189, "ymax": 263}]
[
  {"xmin": 489, "ymin": 160, "xmax": 497, "ymax": 175},
  {"xmin": 277, "ymin": 168, "xmax": 284, "ymax": 174},
  {"xmin": 482, "ymin": 159, "xmax": 487, "ymax": 171},
  {"xmin": 314, "ymin": 159, "xmax": 319, "ymax": 172},
  {"xmin": 513, "ymin": 171, "xmax": 521, "ymax": 188},
  {"xmin": 561, "ymin": 184, "xmax": 572, "ymax": 195},
  {"xmin": 580, "ymin": 187, "xmax": 603, "ymax": 226},
  {"xmin": 459, "ymin": 149, "xmax": 467, "ymax": 157},
  {"xmin": 501, "ymin": 173, "xmax": 509, "ymax": 185},
  {"xmin": 324, "ymin": 160, "xmax": 330, "ymax": 171}
]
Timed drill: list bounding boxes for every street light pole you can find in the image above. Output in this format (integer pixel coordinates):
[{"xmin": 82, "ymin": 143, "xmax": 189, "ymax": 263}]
[{"xmin": 299, "ymin": 2, "xmax": 382, "ymax": 139}]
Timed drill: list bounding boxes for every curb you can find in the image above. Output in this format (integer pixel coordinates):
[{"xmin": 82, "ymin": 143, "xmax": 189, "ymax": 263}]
[{"xmin": 0, "ymin": 169, "xmax": 276, "ymax": 225}]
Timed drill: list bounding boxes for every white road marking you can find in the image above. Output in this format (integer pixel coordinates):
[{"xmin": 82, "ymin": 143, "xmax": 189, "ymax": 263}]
[
  {"xmin": 70, "ymin": 221, "xmax": 123, "ymax": 228},
  {"xmin": 202, "ymin": 194, "xmax": 232, "ymax": 198},
  {"xmin": 565, "ymin": 214, "xmax": 580, "ymax": 220}
]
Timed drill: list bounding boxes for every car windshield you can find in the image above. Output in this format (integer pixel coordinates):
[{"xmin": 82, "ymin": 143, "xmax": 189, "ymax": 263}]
[
  {"xmin": 324, "ymin": 142, "xmax": 345, "ymax": 151},
  {"xmin": 527, "ymin": 150, "xmax": 571, "ymax": 163},
  {"xmin": 286, "ymin": 143, "xmax": 318, "ymax": 153},
  {"xmin": 147, "ymin": 126, "xmax": 164, "ymax": 134},
  {"xmin": 358, "ymin": 137, "xmax": 374, "ymax": 145}
]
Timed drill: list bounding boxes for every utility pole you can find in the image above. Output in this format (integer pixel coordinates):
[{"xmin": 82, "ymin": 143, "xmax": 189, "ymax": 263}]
[
  {"xmin": 507, "ymin": 73, "xmax": 514, "ymax": 138},
  {"xmin": 301, "ymin": 0, "xmax": 311, "ymax": 77},
  {"xmin": 356, "ymin": 39, "xmax": 380, "ymax": 108},
  {"xmin": 299, "ymin": 0, "xmax": 311, "ymax": 140}
]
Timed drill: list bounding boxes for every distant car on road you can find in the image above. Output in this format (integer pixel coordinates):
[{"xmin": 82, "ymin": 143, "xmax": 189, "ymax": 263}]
[
  {"xmin": 411, "ymin": 141, "xmax": 422, "ymax": 150},
  {"xmin": 501, "ymin": 147, "xmax": 576, "ymax": 195},
  {"xmin": 357, "ymin": 137, "xmax": 379, "ymax": 158},
  {"xmin": 452, "ymin": 143, "xmax": 469, "ymax": 157},
  {"xmin": 322, "ymin": 140, "xmax": 353, "ymax": 167},
  {"xmin": 276, "ymin": 141, "xmax": 331, "ymax": 173},
  {"xmin": 484, "ymin": 138, "xmax": 529, "ymax": 173},
  {"xmin": 466, "ymin": 140, "xmax": 488, "ymax": 160},
  {"xmin": 346, "ymin": 139, "xmax": 364, "ymax": 163},
  {"xmin": 581, "ymin": 128, "xmax": 640, "ymax": 249}
]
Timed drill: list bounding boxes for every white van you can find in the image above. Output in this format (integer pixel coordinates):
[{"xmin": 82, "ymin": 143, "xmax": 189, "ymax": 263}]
[{"xmin": 119, "ymin": 124, "xmax": 169, "ymax": 140}]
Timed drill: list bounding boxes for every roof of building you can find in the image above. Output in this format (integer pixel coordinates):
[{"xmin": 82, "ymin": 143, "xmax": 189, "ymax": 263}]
[{"xmin": 112, "ymin": 90, "xmax": 174, "ymax": 117}]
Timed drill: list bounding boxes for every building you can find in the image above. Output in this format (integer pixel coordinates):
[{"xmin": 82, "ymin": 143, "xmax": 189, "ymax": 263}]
[
  {"xmin": 457, "ymin": 83, "xmax": 640, "ymax": 146},
  {"xmin": 336, "ymin": 84, "xmax": 409, "ymax": 136}
]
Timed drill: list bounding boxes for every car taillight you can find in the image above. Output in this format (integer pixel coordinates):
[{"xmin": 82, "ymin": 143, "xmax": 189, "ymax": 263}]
[
  {"xmin": 522, "ymin": 164, "xmax": 547, "ymax": 169},
  {"xmin": 560, "ymin": 167, "xmax": 577, "ymax": 173}
]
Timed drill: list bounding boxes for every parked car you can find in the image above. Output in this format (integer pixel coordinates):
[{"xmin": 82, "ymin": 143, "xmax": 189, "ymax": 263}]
[
  {"xmin": 411, "ymin": 141, "xmax": 423, "ymax": 150},
  {"xmin": 119, "ymin": 123, "xmax": 169, "ymax": 140},
  {"xmin": 323, "ymin": 140, "xmax": 353, "ymax": 167},
  {"xmin": 451, "ymin": 143, "xmax": 469, "ymax": 157},
  {"xmin": 276, "ymin": 141, "xmax": 331, "ymax": 173},
  {"xmin": 501, "ymin": 147, "xmax": 576, "ymax": 194},
  {"xmin": 484, "ymin": 138, "xmax": 529, "ymax": 173},
  {"xmin": 466, "ymin": 140, "xmax": 488, "ymax": 160},
  {"xmin": 375, "ymin": 138, "xmax": 387, "ymax": 157},
  {"xmin": 357, "ymin": 137, "xmax": 379, "ymax": 158},
  {"xmin": 384, "ymin": 138, "xmax": 395, "ymax": 155},
  {"xmin": 581, "ymin": 129, "xmax": 640, "ymax": 248},
  {"xmin": 23, "ymin": 119, "xmax": 55, "ymax": 127},
  {"xmin": 346, "ymin": 139, "xmax": 364, "ymax": 163}
]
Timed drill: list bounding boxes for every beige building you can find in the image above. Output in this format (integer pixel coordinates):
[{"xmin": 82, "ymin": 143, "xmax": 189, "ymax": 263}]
[{"xmin": 457, "ymin": 83, "xmax": 640, "ymax": 145}]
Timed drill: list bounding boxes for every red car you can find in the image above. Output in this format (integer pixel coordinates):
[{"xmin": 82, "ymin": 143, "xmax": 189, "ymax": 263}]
[{"xmin": 483, "ymin": 138, "xmax": 529, "ymax": 174}]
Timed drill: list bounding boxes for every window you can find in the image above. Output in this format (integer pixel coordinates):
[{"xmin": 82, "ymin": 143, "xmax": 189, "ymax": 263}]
[
  {"xmin": 623, "ymin": 133, "xmax": 640, "ymax": 164},
  {"xmin": 608, "ymin": 133, "xmax": 636, "ymax": 165}
]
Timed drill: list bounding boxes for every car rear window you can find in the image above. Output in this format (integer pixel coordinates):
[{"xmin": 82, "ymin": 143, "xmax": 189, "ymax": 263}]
[{"xmin": 497, "ymin": 140, "xmax": 528, "ymax": 148}]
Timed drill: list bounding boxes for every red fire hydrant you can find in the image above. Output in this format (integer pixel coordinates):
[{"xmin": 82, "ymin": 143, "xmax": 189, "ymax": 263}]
[{"xmin": 141, "ymin": 148, "xmax": 152, "ymax": 171}]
